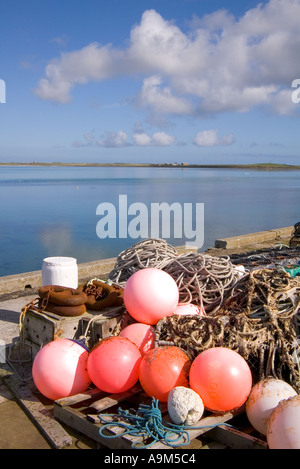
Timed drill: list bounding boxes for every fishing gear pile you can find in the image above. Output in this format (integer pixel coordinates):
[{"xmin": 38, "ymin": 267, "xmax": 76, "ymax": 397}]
[
  {"xmin": 108, "ymin": 238, "xmax": 241, "ymax": 314},
  {"xmin": 156, "ymin": 268, "xmax": 300, "ymax": 392}
]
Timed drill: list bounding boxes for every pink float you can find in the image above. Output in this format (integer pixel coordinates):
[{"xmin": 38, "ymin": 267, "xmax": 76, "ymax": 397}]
[
  {"xmin": 119, "ymin": 322, "xmax": 155, "ymax": 356},
  {"xmin": 139, "ymin": 346, "xmax": 191, "ymax": 402},
  {"xmin": 189, "ymin": 347, "xmax": 252, "ymax": 412},
  {"xmin": 123, "ymin": 268, "xmax": 179, "ymax": 325},
  {"xmin": 87, "ymin": 336, "xmax": 142, "ymax": 393},
  {"xmin": 32, "ymin": 338, "xmax": 91, "ymax": 400}
]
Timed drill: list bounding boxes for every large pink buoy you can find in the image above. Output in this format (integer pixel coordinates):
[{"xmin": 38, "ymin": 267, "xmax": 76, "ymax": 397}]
[
  {"xmin": 123, "ymin": 268, "xmax": 179, "ymax": 325},
  {"xmin": 119, "ymin": 323, "xmax": 155, "ymax": 356},
  {"xmin": 139, "ymin": 346, "xmax": 191, "ymax": 402},
  {"xmin": 32, "ymin": 338, "xmax": 91, "ymax": 400},
  {"xmin": 87, "ymin": 336, "xmax": 142, "ymax": 393},
  {"xmin": 189, "ymin": 347, "xmax": 252, "ymax": 412}
]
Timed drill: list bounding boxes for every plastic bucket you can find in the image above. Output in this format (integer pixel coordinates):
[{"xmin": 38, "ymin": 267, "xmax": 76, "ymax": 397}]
[{"xmin": 42, "ymin": 256, "xmax": 78, "ymax": 289}]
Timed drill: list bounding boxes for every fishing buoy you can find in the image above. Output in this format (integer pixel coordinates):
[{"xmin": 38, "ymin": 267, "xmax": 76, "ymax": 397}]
[
  {"xmin": 138, "ymin": 346, "xmax": 191, "ymax": 402},
  {"xmin": 168, "ymin": 386, "xmax": 204, "ymax": 426},
  {"xmin": 123, "ymin": 268, "xmax": 179, "ymax": 325},
  {"xmin": 119, "ymin": 323, "xmax": 155, "ymax": 356},
  {"xmin": 246, "ymin": 378, "xmax": 297, "ymax": 435},
  {"xmin": 32, "ymin": 339, "xmax": 91, "ymax": 400},
  {"xmin": 173, "ymin": 303, "xmax": 205, "ymax": 316},
  {"xmin": 189, "ymin": 347, "xmax": 252, "ymax": 412},
  {"xmin": 267, "ymin": 395, "xmax": 300, "ymax": 449},
  {"xmin": 87, "ymin": 336, "xmax": 142, "ymax": 393}
]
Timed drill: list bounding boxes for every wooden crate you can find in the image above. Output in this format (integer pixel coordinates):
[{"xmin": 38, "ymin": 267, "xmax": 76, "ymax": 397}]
[
  {"xmin": 19, "ymin": 305, "xmax": 125, "ymax": 349},
  {"xmin": 53, "ymin": 386, "xmax": 268, "ymax": 450}
]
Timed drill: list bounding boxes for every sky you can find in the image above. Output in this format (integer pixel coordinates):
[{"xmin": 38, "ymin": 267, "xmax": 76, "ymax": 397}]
[{"xmin": 1, "ymin": 0, "xmax": 300, "ymax": 165}]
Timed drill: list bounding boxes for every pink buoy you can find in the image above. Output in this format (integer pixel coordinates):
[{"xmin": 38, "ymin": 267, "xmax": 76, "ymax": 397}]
[
  {"xmin": 32, "ymin": 338, "xmax": 91, "ymax": 400},
  {"xmin": 87, "ymin": 336, "xmax": 142, "ymax": 393},
  {"xmin": 189, "ymin": 347, "xmax": 252, "ymax": 412},
  {"xmin": 173, "ymin": 303, "xmax": 205, "ymax": 316},
  {"xmin": 119, "ymin": 323, "xmax": 155, "ymax": 356},
  {"xmin": 123, "ymin": 268, "xmax": 179, "ymax": 325},
  {"xmin": 139, "ymin": 346, "xmax": 191, "ymax": 402}
]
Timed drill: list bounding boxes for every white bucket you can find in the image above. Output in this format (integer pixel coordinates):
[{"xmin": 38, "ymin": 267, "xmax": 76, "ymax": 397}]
[{"xmin": 42, "ymin": 256, "xmax": 78, "ymax": 289}]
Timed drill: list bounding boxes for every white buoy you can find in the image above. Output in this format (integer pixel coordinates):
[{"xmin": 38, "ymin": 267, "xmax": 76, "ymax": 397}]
[{"xmin": 168, "ymin": 386, "xmax": 204, "ymax": 426}]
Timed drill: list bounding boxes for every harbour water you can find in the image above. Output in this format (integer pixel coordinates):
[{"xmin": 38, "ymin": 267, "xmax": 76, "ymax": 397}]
[{"xmin": 0, "ymin": 165, "xmax": 299, "ymax": 277}]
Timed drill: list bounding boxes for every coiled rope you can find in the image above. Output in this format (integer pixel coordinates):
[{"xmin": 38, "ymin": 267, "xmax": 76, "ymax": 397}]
[
  {"xmin": 98, "ymin": 397, "xmax": 231, "ymax": 449},
  {"xmin": 162, "ymin": 252, "xmax": 240, "ymax": 314},
  {"xmin": 107, "ymin": 238, "xmax": 178, "ymax": 285},
  {"xmin": 108, "ymin": 238, "xmax": 240, "ymax": 314}
]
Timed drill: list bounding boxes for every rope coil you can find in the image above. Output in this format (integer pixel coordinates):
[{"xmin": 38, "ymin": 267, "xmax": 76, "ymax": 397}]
[
  {"xmin": 98, "ymin": 397, "xmax": 232, "ymax": 449},
  {"xmin": 108, "ymin": 238, "xmax": 240, "ymax": 314}
]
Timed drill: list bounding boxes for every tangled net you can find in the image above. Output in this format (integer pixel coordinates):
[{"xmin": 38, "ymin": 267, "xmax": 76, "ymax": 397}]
[
  {"xmin": 156, "ymin": 268, "xmax": 300, "ymax": 392},
  {"xmin": 108, "ymin": 238, "xmax": 178, "ymax": 285}
]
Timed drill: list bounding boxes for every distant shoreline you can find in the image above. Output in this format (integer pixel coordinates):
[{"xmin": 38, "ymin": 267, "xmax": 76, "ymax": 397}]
[{"xmin": 1, "ymin": 161, "xmax": 300, "ymax": 170}]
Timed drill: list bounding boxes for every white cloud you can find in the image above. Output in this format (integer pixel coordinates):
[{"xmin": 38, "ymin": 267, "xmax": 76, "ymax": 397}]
[
  {"xmin": 72, "ymin": 130, "xmax": 129, "ymax": 148},
  {"xmin": 132, "ymin": 132, "xmax": 152, "ymax": 146},
  {"xmin": 136, "ymin": 75, "xmax": 193, "ymax": 115},
  {"xmin": 193, "ymin": 129, "xmax": 234, "ymax": 147},
  {"xmin": 73, "ymin": 128, "xmax": 175, "ymax": 148},
  {"xmin": 35, "ymin": 42, "xmax": 118, "ymax": 103},
  {"xmin": 35, "ymin": 1, "xmax": 300, "ymax": 116},
  {"xmin": 152, "ymin": 132, "xmax": 175, "ymax": 146},
  {"xmin": 133, "ymin": 131, "xmax": 175, "ymax": 146},
  {"xmin": 97, "ymin": 130, "xmax": 129, "ymax": 148}
]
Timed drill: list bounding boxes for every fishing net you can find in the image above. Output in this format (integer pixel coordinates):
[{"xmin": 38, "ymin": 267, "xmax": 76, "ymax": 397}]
[{"xmin": 156, "ymin": 268, "xmax": 300, "ymax": 392}]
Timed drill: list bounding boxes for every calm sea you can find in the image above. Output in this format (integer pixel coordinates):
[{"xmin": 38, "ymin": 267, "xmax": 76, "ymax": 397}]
[{"xmin": 0, "ymin": 165, "xmax": 300, "ymax": 277}]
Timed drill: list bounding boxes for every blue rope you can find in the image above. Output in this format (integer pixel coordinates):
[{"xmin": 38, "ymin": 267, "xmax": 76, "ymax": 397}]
[{"xmin": 98, "ymin": 397, "xmax": 232, "ymax": 449}]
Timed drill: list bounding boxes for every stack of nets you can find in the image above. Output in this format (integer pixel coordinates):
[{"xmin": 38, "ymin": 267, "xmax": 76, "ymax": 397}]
[{"xmin": 156, "ymin": 268, "xmax": 300, "ymax": 392}]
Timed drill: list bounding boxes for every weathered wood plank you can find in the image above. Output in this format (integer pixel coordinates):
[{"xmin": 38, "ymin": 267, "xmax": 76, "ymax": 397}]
[
  {"xmin": 54, "ymin": 404, "xmax": 138, "ymax": 449},
  {"xmin": 89, "ymin": 384, "xmax": 142, "ymax": 411},
  {"xmin": 205, "ymin": 425, "xmax": 267, "ymax": 449}
]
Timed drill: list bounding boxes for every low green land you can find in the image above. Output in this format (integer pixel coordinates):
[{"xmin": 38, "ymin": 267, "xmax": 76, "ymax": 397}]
[{"xmin": 0, "ymin": 161, "xmax": 300, "ymax": 170}]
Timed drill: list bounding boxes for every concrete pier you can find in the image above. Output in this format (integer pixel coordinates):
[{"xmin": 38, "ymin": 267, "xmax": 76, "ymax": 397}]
[{"xmin": 0, "ymin": 226, "xmax": 296, "ymax": 449}]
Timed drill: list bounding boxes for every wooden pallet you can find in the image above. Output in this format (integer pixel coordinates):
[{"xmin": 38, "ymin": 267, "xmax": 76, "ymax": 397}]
[{"xmin": 53, "ymin": 385, "xmax": 268, "ymax": 450}]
